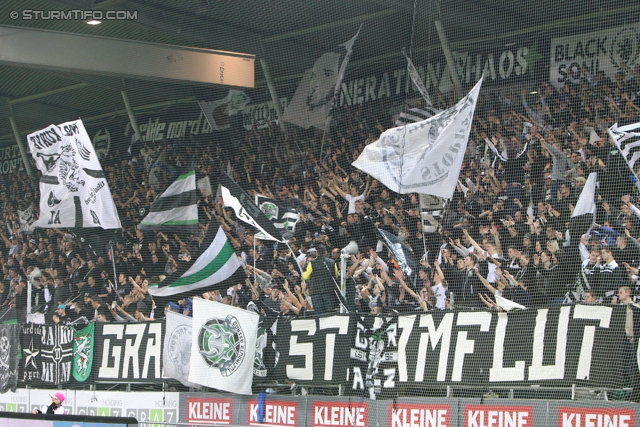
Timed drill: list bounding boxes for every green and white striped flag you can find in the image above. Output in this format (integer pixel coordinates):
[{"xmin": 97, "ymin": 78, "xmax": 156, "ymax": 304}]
[
  {"xmin": 138, "ymin": 170, "xmax": 199, "ymax": 233},
  {"xmin": 149, "ymin": 220, "xmax": 243, "ymax": 297}
]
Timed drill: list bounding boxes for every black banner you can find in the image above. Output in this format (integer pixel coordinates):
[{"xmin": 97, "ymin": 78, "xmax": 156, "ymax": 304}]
[
  {"xmin": 275, "ymin": 305, "xmax": 627, "ymax": 398},
  {"xmin": 20, "ymin": 323, "xmax": 74, "ymax": 386},
  {"xmin": 93, "ymin": 321, "xmax": 164, "ymax": 382},
  {"xmin": 0, "ymin": 324, "xmax": 19, "ymax": 393}
]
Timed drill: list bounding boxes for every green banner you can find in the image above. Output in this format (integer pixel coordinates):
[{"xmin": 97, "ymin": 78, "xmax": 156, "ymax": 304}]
[{"xmin": 73, "ymin": 322, "xmax": 95, "ymax": 382}]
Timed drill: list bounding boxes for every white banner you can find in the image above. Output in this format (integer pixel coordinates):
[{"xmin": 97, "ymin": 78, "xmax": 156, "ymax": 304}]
[
  {"xmin": 549, "ymin": 23, "xmax": 640, "ymax": 88},
  {"xmin": 163, "ymin": 311, "xmax": 198, "ymax": 387},
  {"xmin": 189, "ymin": 299, "xmax": 259, "ymax": 395},
  {"xmin": 0, "ymin": 388, "xmax": 29, "ymax": 413},
  {"xmin": 74, "ymin": 390, "xmax": 179, "ymax": 422},
  {"xmin": 27, "ymin": 119, "xmax": 121, "ymax": 229},
  {"xmin": 352, "ymin": 77, "xmax": 483, "ymax": 198}
]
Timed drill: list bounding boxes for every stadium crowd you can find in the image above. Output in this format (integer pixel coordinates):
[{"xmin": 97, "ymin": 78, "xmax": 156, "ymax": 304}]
[{"xmin": 0, "ymin": 65, "xmax": 640, "ymax": 325}]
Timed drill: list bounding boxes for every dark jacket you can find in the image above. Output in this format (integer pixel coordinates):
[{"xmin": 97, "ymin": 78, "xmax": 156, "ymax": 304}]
[{"xmin": 306, "ymin": 256, "xmax": 338, "ymax": 296}]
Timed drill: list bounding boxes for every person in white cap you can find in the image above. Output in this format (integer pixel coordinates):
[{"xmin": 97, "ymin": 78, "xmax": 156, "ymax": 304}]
[{"xmin": 33, "ymin": 391, "xmax": 66, "ymax": 414}]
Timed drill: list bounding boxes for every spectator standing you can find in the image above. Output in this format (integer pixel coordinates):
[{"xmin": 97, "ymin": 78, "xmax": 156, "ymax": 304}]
[{"xmin": 303, "ymin": 244, "xmax": 339, "ymax": 314}]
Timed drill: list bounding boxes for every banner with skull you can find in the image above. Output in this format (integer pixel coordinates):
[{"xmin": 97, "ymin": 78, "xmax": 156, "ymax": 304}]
[
  {"xmin": 0, "ymin": 324, "xmax": 19, "ymax": 393},
  {"xmin": 27, "ymin": 119, "xmax": 121, "ymax": 229}
]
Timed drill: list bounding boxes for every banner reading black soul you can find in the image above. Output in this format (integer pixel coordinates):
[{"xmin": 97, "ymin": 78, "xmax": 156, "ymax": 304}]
[{"xmin": 274, "ymin": 305, "xmax": 628, "ymax": 398}]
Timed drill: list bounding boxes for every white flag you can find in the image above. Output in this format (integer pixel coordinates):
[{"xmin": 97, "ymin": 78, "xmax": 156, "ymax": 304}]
[
  {"xmin": 495, "ymin": 294, "xmax": 527, "ymax": 311},
  {"xmin": 27, "ymin": 119, "xmax": 121, "ymax": 229},
  {"xmin": 163, "ymin": 311, "xmax": 199, "ymax": 388},
  {"xmin": 353, "ymin": 77, "xmax": 483, "ymax": 198},
  {"xmin": 189, "ymin": 299, "xmax": 259, "ymax": 395},
  {"xmin": 17, "ymin": 205, "xmax": 35, "ymax": 233}
]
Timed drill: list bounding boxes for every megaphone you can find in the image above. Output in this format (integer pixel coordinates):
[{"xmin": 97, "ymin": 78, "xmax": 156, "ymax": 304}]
[
  {"xmin": 28, "ymin": 267, "xmax": 42, "ymax": 282},
  {"xmin": 341, "ymin": 241, "xmax": 359, "ymax": 256}
]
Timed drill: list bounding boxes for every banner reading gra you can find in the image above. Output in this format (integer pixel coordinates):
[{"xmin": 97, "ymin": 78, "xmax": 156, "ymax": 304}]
[{"xmin": 94, "ymin": 322, "xmax": 163, "ymax": 382}]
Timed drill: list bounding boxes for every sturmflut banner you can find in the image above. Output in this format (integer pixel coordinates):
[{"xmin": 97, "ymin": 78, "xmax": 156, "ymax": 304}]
[
  {"xmin": 273, "ymin": 305, "xmax": 627, "ymax": 399},
  {"xmin": 10, "ymin": 305, "xmax": 632, "ymax": 393}
]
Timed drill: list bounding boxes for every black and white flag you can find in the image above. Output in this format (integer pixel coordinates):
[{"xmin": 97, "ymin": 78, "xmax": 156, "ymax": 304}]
[
  {"xmin": 218, "ymin": 173, "xmax": 285, "ymax": 242},
  {"xmin": 199, "ymin": 90, "xmax": 250, "ymax": 131},
  {"xmin": 27, "ymin": 120, "xmax": 121, "ymax": 229},
  {"xmin": 255, "ymin": 195, "xmax": 299, "ymax": 240},
  {"xmin": 17, "ymin": 205, "xmax": 35, "ymax": 234},
  {"xmin": 353, "ymin": 77, "xmax": 483, "ymax": 198},
  {"xmin": 0, "ymin": 324, "xmax": 19, "ymax": 393},
  {"xmin": 608, "ymin": 121, "xmax": 640, "ymax": 192},
  {"xmin": 21, "ymin": 324, "xmax": 74, "ymax": 386},
  {"xmin": 377, "ymin": 228, "xmax": 419, "ymax": 279},
  {"xmin": 138, "ymin": 170, "xmax": 199, "ymax": 233},
  {"xmin": 281, "ymin": 28, "xmax": 361, "ymax": 130}
]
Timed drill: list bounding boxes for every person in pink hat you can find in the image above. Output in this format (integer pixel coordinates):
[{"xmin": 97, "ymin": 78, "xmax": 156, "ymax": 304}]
[{"xmin": 33, "ymin": 392, "xmax": 66, "ymax": 415}]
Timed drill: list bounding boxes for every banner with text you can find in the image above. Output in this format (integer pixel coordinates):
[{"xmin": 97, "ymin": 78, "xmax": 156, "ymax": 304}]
[
  {"xmin": 550, "ymin": 23, "xmax": 640, "ymax": 88},
  {"xmin": 93, "ymin": 322, "xmax": 164, "ymax": 383},
  {"xmin": 274, "ymin": 305, "xmax": 627, "ymax": 399},
  {"xmin": 20, "ymin": 323, "xmax": 74, "ymax": 387}
]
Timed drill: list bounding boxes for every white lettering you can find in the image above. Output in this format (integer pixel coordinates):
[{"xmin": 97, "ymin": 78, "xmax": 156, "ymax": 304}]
[
  {"xmin": 490, "ymin": 313, "xmax": 525, "ymax": 381},
  {"xmin": 528, "ymin": 307, "xmax": 570, "ymax": 380},
  {"xmin": 391, "ymin": 408, "xmax": 448, "ymax": 427},
  {"xmin": 250, "ymin": 403, "xmax": 296, "ymax": 426},
  {"xmin": 453, "ymin": 312, "xmax": 491, "ymax": 381},
  {"xmin": 98, "ymin": 325, "xmax": 124, "ymax": 378}
]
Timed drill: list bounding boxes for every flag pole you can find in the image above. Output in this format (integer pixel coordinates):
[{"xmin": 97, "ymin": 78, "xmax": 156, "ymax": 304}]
[
  {"xmin": 319, "ymin": 25, "xmax": 362, "ymax": 159},
  {"xmin": 284, "ymin": 240, "xmax": 305, "ymax": 277},
  {"xmin": 253, "ymin": 237, "xmax": 257, "ymax": 284}
]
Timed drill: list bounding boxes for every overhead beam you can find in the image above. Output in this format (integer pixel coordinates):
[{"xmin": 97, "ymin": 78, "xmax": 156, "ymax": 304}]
[
  {"xmin": 9, "ymin": 83, "xmax": 90, "ymax": 105},
  {"xmin": 0, "ymin": 25, "xmax": 255, "ymax": 88},
  {"xmin": 262, "ymin": 9, "xmax": 398, "ymax": 43}
]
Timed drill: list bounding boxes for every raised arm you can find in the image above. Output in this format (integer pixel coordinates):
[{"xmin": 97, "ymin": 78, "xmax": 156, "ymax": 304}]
[
  {"xmin": 462, "ymin": 228, "xmax": 484, "ymax": 254},
  {"xmin": 474, "ymin": 267, "xmax": 499, "ymax": 295},
  {"xmin": 393, "ymin": 269, "xmax": 428, "ymax": 311}
]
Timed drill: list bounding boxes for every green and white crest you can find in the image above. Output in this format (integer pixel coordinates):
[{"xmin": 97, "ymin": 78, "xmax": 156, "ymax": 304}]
[
  {"xmin": 73, "ymin": 322, "xmax": 94, "ymax": 382},
  {"xmin": 259, "ymin": 202, "xmax": 279, "ymax": 220},
  {"xmin": 198, "ymin": 315, "xmax": 246, "ymax": 377}
]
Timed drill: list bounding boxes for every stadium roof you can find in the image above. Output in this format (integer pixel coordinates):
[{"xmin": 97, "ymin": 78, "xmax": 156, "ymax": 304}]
[{"xmin": 0, "ymin": 0, "xmax": 636, "ymax": 144}]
